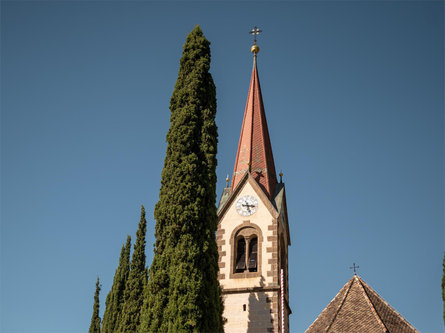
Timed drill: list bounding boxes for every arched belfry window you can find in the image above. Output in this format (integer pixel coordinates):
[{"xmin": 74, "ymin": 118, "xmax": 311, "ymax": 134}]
[
  {"xmin": 230, "ymin": 224, "xmax": 262, "ymax": 278},
  {"xmin": 235, "ymin": 238, "xmax": 246, "ymax": 272}
]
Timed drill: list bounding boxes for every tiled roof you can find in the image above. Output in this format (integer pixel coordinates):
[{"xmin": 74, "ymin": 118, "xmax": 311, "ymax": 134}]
[
  {"xmin": 231, "ymin": 56, "xmax": 277, "ymax": 198},
  {"xmin": 305, "ymin": 275, "xmax": 419, "ymax": 333}
]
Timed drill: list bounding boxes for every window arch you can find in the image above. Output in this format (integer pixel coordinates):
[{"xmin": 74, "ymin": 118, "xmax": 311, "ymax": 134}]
[{"xmin": 230, "ymin": 222, "xmax": 263, "ymax": 278}]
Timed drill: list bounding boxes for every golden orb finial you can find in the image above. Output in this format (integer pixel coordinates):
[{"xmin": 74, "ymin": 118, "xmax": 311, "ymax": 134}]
[
  {"xmin": 251, "ymin": 44, "xmax": 260, "ymax": 54},
  {"xmin": 226, "ymin": 175, "xmax": 230, "ymax": 187}
]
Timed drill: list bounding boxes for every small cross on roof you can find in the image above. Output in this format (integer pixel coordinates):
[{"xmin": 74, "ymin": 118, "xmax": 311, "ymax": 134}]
[{"xmin": 349, "ymin": 263, "xmax": 359, "ymax": 275}]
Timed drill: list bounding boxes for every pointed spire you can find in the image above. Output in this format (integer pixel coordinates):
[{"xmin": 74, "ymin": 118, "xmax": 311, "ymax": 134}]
[{"xmin": 231, "ymin": 51, "xmax": 277, "ymax": 198}]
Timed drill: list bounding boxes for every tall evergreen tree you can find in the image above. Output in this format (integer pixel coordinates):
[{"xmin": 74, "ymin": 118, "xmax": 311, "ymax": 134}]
[
  {"xmin": 117, "ymin": 206, "xmax": 147, "ymax": 333},
  {"xmin": 89, "ymin": 277, "xmax": 102, "ymax": 333},
  {"xmin": 140, "ymin": 25, "xmax": 223, "ymax": 332},
  {"xmin": 102, "ymin": 236, "xmax": 131, "ymax": 333}
]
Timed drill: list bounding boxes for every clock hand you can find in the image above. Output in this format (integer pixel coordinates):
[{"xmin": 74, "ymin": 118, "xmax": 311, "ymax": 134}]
[{"xmin": 242, "ymin": 203, "xmax": 255, "ymax": 212}]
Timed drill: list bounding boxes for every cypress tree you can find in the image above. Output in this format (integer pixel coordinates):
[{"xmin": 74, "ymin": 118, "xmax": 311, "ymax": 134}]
[
  {"xmin": 117, "ymin": 206, "xmax": 147, "ymax": 333},
  {"xmin": 140, "ymin": 25, "xmax": 223, "ymax": 332},
  {"xmin": 102, "ymin": 236, "xmax": 131, "ymax": 332},
  {"xmin": 89, "ymin": 277, "xmax": 102, "ymax": 333}
]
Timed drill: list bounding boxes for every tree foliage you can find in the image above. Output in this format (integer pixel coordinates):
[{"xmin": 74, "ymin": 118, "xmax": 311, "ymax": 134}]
[
  {"xmin": 117, "ymin": 206, "xmax": 147, "ymax": 333},
  {"xmin": 140, "ymin": 25, "xmax": 223, "ymax": 332},
  {"xmin": 89, "ymin": 277, "xmax": 102, "ymax": 333},
  {"xmin": 102, "ymin": 236, "xmax": 131, "ymax": 332}
]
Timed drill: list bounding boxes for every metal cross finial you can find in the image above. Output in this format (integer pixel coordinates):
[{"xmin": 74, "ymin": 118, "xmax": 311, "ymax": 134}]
[
  {"xmin": 349, "ymin": 263, "xmax": 359, "ymax": 275},
  {"xmin": 249, "ymin": 26, "xmax": 262, "ymax": 45}
]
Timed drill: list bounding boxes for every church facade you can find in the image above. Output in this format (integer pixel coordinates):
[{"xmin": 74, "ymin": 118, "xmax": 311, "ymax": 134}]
[{"xmin": 216, "ymin": 42, "xmax": 291, "ymax": 333}]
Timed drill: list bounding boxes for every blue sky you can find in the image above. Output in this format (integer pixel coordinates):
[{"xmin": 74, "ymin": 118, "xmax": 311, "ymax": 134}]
[{"xmin": 1, "ymin": 1, "xmax": 443, "ymax": 332}]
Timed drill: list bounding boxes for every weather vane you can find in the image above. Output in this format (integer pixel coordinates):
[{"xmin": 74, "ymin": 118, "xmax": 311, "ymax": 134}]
[
  {"xmin": 249, "ymin": 26, "xmax": 262, "ymax": 45},
  {"xmin": 349, "ymin": 263, "xmax": 359, "ymax": 275}
]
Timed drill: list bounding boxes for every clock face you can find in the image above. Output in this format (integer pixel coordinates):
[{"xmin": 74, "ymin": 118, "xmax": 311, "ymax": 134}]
[{"xmin": 236, "ymin": 195, "xmax": 258, "ymax": 216}]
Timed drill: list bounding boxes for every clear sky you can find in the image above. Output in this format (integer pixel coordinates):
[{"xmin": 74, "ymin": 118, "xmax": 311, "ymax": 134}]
[{"xmin": 1, "ymin": 1, "xmax": 443, "ymax": 333}]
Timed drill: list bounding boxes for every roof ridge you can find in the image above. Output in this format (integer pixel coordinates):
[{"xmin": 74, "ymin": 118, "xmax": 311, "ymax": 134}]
[
  {"xmin": 355, "ymin": 275, "xmax": 388, "ymax": 333},
  {"xmin": 324, "ymin": 278, "xmax": 354, "ymax": 332},
  {"xmin": 357, "ymin": 276, "xmax": 420, "ymax": 333}
]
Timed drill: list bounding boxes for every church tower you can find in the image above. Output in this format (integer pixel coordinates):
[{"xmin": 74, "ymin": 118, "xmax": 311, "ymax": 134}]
[{"xmin": 217, "ymin": 31, "xmax": 291, "ymax": 333}]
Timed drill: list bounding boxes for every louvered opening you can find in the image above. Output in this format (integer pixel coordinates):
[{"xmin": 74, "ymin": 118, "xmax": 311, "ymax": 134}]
[
  {"xmin": 235, "ymin": 238, "xmax": 246, "ymax": 272},
  {"xmin": 248, "ymin": 237, "xmax": 258, "ymax": 272}
]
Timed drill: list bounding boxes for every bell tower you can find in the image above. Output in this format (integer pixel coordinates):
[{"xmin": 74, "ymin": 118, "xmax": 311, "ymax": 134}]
[{"xmin": 217, "ymin": 31, "xmax": 291, "ymax": 333}]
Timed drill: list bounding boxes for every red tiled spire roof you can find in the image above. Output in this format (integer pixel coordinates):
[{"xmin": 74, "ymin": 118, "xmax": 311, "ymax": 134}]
[
  {"xmin": 231, "ymin": 56, "xmax": 277, "ymax": 198},
  {"xmin": 305, "ymin": 275, "xmax": 419, "ymax": 333}
]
